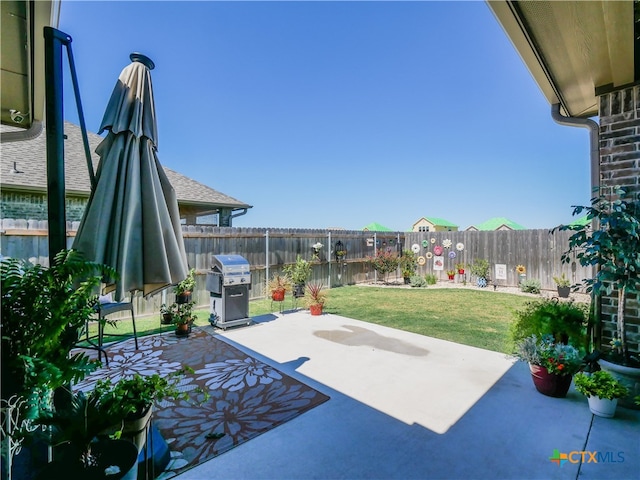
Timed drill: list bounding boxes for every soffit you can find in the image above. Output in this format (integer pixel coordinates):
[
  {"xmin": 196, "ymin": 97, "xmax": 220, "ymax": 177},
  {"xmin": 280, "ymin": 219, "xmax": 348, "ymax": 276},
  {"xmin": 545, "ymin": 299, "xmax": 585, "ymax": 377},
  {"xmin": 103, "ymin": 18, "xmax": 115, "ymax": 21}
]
[{"xmin": 487, "ymin": 1, "xmax": 636, "ymax": 118}]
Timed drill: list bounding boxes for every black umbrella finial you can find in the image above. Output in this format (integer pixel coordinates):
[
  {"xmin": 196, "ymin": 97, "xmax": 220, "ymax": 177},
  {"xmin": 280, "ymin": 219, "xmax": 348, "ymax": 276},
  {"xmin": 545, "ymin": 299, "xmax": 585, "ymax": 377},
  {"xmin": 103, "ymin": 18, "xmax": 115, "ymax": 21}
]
[{"xmin": 130, "ymin": 52, "xmax": 155, "ymax": 70}]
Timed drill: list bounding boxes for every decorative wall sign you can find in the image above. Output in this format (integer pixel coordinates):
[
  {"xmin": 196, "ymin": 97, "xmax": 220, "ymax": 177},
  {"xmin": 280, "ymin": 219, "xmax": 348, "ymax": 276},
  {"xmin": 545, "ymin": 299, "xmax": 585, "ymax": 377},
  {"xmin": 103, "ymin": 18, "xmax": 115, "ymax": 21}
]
[
  {"xmin": 495, "ymin": 264, "xmax": 507, "ymax": 280},
  {"xmin": 433, "ymin": 256, "xmax": 444, "ymax": 270}
]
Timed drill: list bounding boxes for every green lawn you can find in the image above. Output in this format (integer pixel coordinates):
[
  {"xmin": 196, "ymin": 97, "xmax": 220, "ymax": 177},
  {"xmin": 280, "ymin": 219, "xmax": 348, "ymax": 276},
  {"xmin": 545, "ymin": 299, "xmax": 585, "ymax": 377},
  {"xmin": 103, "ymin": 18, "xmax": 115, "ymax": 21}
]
[{"xmin": 89, "ymin": 286, "xmax": 542, "ymax": 354}]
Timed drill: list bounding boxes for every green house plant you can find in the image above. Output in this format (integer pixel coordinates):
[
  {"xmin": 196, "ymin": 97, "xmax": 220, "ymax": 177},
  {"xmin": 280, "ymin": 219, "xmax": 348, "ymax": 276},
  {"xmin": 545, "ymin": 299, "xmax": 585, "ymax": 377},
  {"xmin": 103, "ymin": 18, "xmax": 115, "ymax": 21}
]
[
  {"xmin": 399, "ymin": 249, "xmax": 418, "ymax": 284},
  {"xmin": 170, "ymin": 301, "xmax": 196, "ymax": 336},
  {"xmin": 454, "ymin": 262, "xmax": 466, "ymax": 274},
  {"xmin": 555, "ymin": 187, "xmax": 640, "ymax": 408},
  {"xmin": 509, "ymin": 298, "xmax": 589, "ymax": 352},
  {"xmin": 470, "ymin": 258, "xmax": 490, "ymax": 287},
  {"xmin": 92, "ymin": 369, "xmax": 202, "ymax": 451},
  {"xmin": 553, "ymin": 273, "xmax": 571, "ymax": 298},
  {"xmin": 174, "ymin": 267, "xmax": 196, "ymax": 303},
  {"xmin": 267, "ymin": 273, "xmax": 292, "ymax": 301},
  {"xmin": 513, "ymin": 334, "xmax": 583, "ymax": 398},
  {"xmin": 1, "ymin": 251, "xmax": 115, "ymax": 440},
  {"xmin": 33, "ymin": 388, "xmax": 138, "ymax": 478},
  {"xmin": 304, "ymin": 283, "xmax": 327, "ymax": 316},
  {"xmin": 283, "ymin": 255, "xmax": 312, "ymax": 297},
  {"xmin": 574, "ymin": 370, "xmax": 629, "ymax": 418}
]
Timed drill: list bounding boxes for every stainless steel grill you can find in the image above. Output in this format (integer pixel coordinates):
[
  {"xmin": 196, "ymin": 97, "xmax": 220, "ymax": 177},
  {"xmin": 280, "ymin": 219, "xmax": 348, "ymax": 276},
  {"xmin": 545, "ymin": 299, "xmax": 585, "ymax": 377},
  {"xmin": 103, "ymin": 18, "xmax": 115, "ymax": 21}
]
[{"xmin": 206, "ymin": 254, "xmax": 251, "ymax": 330}]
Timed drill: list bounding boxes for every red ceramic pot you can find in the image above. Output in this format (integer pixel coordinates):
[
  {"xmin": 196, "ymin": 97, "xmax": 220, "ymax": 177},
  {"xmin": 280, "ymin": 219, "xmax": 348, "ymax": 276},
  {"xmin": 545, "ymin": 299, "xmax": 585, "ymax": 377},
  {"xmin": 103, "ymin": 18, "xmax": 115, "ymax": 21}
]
[
  {"xmin": 271, "ymin": 289, "xmax": 285, "ymax": 302},
  {"xmin": 309, "ymin": 304, "xmax": 323, "ymax": 316},
  {"xmin": 529, "ymin": 364, "xmax": 572, "ymax": 398}
]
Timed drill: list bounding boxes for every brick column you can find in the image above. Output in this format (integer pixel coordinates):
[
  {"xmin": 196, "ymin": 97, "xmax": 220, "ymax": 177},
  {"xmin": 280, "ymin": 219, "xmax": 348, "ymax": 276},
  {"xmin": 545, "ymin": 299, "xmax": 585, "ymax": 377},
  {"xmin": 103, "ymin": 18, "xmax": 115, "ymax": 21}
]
[{"xmin": 598, "ymin": 84, "xmax": 640, "ymax": 355}]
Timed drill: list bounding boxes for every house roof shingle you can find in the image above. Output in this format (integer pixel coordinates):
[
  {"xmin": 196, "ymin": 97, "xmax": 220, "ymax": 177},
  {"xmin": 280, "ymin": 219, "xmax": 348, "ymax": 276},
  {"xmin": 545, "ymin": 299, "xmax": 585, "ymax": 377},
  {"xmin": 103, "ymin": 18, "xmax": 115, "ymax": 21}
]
[{"xmin": 1, "ymin": 122, "xmax": 251, "ymax": 213}]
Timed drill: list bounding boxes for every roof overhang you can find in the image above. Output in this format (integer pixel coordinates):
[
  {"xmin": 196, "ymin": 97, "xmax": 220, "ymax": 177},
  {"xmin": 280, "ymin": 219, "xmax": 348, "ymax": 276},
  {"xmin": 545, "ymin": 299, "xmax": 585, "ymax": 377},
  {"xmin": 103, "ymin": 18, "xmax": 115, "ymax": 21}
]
[
  {"xmin": 1, "ymin": 1, "xmax": 59, "ymax": 137},
  {"xmin": 487, "ymin": 1, "xmax": 637, "ymax": 118}
]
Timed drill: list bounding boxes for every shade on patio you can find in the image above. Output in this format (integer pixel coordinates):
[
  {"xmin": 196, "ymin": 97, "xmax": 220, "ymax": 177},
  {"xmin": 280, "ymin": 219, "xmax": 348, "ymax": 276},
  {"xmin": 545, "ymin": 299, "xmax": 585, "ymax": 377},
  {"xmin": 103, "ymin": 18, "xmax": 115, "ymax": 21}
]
[{"xmin": 72, "ymin": 53, "xmax": 188, "ymax": 301}]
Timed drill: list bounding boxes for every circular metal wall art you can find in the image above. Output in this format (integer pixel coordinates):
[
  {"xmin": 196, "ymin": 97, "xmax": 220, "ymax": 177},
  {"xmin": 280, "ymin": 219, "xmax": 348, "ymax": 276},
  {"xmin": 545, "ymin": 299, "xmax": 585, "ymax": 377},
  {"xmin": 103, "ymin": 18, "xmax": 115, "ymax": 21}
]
[
  {"xmin": 456, "ymin": 242, "xmax": 465, "ymax": 251},
  {"xmin": 433, "ymin": 245, "xmax": 444, "ymax": 256},
  {"xmin": 443, "ymin": 239, "xmax": 452, "ymax": 249},
  {"xmin": 426, "ymin": 252, "xmax": 433, "ymax": 259},
  {"xmin": 411, "ymin": 244, "xmax": 420, "ymax": 253},
  {"xmin": 417, "ymin": 256, "xmax": 426, "ymax": 266},
  {"xmin": 422, "ymin": 240, "xmax": 429, "ymax": 248}
]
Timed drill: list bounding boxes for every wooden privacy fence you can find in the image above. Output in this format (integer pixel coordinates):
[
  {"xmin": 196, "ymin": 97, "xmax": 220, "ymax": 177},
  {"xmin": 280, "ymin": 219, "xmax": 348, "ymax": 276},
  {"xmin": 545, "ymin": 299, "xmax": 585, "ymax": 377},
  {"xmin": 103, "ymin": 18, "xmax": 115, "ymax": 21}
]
[{"xmin": 0, "ymin": 220, "xmax": 593, "ymax": 319}]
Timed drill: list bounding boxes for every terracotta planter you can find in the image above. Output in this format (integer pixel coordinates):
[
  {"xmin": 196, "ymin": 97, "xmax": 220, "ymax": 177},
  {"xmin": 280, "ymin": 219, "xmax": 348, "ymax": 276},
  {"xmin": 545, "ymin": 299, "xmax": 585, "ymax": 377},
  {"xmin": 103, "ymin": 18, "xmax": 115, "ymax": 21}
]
[
  {"xmin": 271, "ymin": 289, "xmax": 285, "ymax": 302},
  {"xmin": 529, "ymin": 364, "xmax": 573, "ymax": 398},
  {"xmin": 175, "ymin": 323, "xmax": 190, "ymax": 337},
  {"xmin": 176, "ymin": 292, "xmax": 192, "ymax": 304},
  {"xmin": 309, "ymin": 304, "xmax": 323, "ymax": 316}
]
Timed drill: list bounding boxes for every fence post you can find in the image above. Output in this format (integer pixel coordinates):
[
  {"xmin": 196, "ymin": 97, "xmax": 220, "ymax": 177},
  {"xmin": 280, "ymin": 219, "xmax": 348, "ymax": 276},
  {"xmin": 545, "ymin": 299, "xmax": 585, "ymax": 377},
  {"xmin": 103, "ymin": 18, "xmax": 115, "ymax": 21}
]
[
  {"xmin": 265, "ymin": 230, "xmax": 269, "ymax": 298},
  {"xmin": 327, "ymin": 231, "xmax": 331, "ymax": 290}
]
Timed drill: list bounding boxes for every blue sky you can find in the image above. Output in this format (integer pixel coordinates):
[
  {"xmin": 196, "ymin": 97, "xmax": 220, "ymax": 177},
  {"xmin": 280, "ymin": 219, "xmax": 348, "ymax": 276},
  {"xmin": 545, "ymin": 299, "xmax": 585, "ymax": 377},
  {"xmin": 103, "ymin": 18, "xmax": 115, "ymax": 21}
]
[{"xmin": 58, "ymin": 1, "xmax": 592, "ymax": 231}]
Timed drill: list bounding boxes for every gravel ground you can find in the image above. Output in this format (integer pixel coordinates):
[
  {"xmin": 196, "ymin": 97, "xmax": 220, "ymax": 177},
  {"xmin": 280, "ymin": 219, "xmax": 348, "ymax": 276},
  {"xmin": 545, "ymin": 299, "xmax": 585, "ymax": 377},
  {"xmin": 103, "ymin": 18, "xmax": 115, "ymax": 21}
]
[{"xmin": 356, "ymin": 279, "xmax": 591, "ymax": 304}]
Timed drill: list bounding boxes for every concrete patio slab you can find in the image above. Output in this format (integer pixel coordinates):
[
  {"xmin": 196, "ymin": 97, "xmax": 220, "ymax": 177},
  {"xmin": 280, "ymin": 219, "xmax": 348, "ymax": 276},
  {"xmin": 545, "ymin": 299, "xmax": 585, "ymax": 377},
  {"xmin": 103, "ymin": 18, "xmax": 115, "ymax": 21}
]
[{"xmin": 176, "ymin": 311, "xmax": 639, "ymax": 480}]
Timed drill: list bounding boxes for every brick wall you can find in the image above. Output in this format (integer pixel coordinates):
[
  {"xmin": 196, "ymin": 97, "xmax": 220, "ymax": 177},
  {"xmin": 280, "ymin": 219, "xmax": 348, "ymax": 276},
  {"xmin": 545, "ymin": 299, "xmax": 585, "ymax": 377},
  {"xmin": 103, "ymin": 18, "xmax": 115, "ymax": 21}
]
[
  {"xmin": 598, "ymin": 83, "xmax": 640, "ymax": 355},
  {"xmin": 0, "ymin": 191, "xmax": 87, "ymax": 222}
]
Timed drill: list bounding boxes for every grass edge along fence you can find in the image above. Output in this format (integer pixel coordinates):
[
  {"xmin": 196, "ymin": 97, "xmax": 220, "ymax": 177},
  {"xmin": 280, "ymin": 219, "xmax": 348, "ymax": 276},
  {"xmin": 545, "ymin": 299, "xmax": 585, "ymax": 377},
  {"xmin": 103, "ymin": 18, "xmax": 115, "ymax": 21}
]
[{"xmin": 0, "ymin": 223, "xmax": 593, "ymax": 319}]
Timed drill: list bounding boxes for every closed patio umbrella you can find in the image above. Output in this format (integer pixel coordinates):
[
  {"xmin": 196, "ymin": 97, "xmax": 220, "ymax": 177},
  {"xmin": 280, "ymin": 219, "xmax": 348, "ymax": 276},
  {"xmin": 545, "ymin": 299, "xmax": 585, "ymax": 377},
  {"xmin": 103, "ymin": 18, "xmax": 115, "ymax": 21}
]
[{"xmin": 73, "ymin": 53, "xmax": 188, "ymax": 301}]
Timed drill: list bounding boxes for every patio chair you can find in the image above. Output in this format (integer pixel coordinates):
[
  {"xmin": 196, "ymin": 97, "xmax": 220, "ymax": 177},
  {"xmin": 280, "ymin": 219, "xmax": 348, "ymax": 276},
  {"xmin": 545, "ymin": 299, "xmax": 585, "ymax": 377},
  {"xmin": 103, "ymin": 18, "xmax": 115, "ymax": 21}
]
[{"xmin": 96, "ymin": 296, "xmax": 139, "ymax": 350}]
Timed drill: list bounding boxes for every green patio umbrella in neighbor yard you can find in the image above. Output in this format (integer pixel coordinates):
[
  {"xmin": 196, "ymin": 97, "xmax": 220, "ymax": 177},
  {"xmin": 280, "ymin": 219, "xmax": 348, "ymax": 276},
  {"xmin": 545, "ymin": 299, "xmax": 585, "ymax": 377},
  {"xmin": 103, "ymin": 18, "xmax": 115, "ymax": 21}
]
[{"xmin": 73, "ymin": 53, "xmax": 188, "ymax": 301}]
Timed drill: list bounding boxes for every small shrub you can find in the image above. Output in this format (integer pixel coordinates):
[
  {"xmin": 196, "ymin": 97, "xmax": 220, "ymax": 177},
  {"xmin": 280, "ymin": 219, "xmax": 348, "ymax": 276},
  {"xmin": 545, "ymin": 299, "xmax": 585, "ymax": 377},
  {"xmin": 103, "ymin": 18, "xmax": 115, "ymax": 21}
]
[
  {"xmin": 410, "ymin": 275, "xmax": 427, "ymax": 287},
  {"xmin": 520, "ymin": 279, "xmax": 541, "ymax": 294},
  {"xmin": 424, "ymin": 273, "xmax": 437, "ymax": 285}
]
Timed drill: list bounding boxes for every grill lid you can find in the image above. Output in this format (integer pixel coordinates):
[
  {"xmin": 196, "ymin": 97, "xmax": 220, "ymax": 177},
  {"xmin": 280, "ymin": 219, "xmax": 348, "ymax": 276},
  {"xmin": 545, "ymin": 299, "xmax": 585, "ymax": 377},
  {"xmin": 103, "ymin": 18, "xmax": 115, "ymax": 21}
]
[{"xmin": 211, "ymin": 254, "xmax": 250, "ymax": 276}]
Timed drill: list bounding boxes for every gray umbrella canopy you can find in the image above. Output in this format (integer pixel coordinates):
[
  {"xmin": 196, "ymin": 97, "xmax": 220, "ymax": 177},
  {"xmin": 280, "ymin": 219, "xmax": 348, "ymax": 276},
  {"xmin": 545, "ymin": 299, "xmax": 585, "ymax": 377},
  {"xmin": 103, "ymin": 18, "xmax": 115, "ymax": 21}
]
[{"xmin": 73, "ymin": 53, "xmax": 188, "ymax": 301}]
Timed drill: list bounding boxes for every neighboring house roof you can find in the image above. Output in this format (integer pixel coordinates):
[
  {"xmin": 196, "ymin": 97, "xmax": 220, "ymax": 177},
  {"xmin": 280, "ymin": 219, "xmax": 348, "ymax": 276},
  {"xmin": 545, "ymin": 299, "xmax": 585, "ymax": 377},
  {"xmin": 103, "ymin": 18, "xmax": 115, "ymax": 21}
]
[
  {"xmin": 413, "ymin": 217, "xmax": 458, "ymax": 229},
  {"xmin": 362, "ymin": 222, "xmax": 392, "ymax": 232},
  {"xmin": 468, "ymin": 217, "xmax": 526, "ymax": 231},
  {"xmin": 567, "ymin": 215, "xmax": 591, "ymax": 227},
  {"xmin": 0, "ymin": 122, "xmax": 251, "ymax": 217}
]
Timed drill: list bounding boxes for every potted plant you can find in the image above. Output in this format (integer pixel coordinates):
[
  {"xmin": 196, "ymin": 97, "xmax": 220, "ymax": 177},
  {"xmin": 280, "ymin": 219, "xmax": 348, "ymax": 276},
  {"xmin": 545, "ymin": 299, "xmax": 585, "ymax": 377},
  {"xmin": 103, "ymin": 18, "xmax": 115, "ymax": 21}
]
[
  {"xmin": 174, "ymin": 267, "xmax": 196, "ymax": 304},
  {"xmin": 283, "ymin": 255, "xmax": 312, "ymax": 298},
  {"xmin": 513, "ymin": 334, "xmax": 583, "ymax": 398},
  {"xmin": 159, "ymin": 303, "xmax": 174, "ymax": 325},
  {"xmin": 455, "ymin": 262, "xmax": 466, "ymax": 275},
  {"xmin": 33, "ymin": 388, "xmax": 139, "ymax": 479},
  {"xmin": 311, "ymin": 242, "xmax": 324, "ymax": 261},
  {"xmin": 470, "ymin": 258, "xmax": 490, "ymax": 288},
  {"xmin": 168, "ymin": 301, "xmax": 196, "ymax": 336},
  {"xmin": 0, "ymin": 250, "xmax": 115, "ymax": 471},
  {"xmin": 399, "ymin": 249, "xmax": 418, "ymax": 284},
  {"xmin": 555, "ymin": 187, "xmax": 640, "ymax": 408},
  {"xmin": 267, "ymin": 273, "xmax": 292, "ymax": 301},
  {"xmin": 516, "ymin": 264, "xmax": 527, "ymax": 284},
  {"xmin": 446, "ymin": 269, "xmax": 456, "ymax": 281},
  {"xmin": 304, "ymin": 283, "xmax": 327, "ymax": 316},
  {"xmin": 553, "ymin": 273, "xmax": 571, "ymax": 298},
  {"xmin": 574, "ymin": 370, "xmax": 629, "ymax": 418},
  {"xmin": 509, "ymin": 298, "xmax": 589, "ymax": 351},
  {"xmin": 92, "ymin": 369, "xmax": 202, "ymax": 452}
]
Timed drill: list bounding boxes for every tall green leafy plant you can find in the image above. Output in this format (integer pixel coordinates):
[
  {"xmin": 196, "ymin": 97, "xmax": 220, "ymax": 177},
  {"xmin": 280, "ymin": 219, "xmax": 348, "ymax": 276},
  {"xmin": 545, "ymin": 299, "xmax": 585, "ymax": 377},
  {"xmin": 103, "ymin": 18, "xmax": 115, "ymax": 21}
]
[
  {"xmin": 555, "ymin": 188, "xmax": 640, "ymax": 364},
  {"xmin": 1, "ymin": 250, "xmax": 116, "ymax": 422}
]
